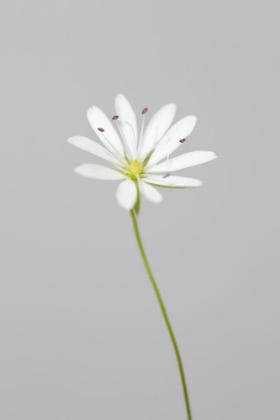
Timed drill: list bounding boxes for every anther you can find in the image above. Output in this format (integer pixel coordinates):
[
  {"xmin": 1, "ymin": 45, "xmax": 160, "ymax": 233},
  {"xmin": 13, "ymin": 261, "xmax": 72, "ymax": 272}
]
[
  {"xmin": 112, "ymin": 115, "xmax": 119, "ymax": 120},
  {"xmin": 163, "ymin": 173, "xmax": 171, "ymax": 178},
  {"xmin": 98, "ymin": 128, "xmax": 126, "ymax": 164},
  {"xmin": 142, "ymin": 107, "xmax": 148, "ymax": 115},
  {"xmin": 179, "ymin": 138, "xmax": 186, "ymax": 143}
]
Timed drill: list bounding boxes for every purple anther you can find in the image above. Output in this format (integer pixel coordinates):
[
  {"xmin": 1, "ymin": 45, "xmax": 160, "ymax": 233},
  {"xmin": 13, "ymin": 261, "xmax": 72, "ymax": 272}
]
[{"xmin": 163, "ymin": 173, "xmax": 171, "ymax": 178}]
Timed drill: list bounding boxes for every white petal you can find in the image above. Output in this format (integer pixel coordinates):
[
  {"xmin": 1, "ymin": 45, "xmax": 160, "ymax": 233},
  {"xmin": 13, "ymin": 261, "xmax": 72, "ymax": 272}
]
[
  {"xmin": 68, "ymin": 136, "xmax": 120, "ymax": 164},
  {"xmin": 161, "ymin": 115, "xmax": 197, "ymax": 144},
  {"xmin": 147, "ymin": 151, "xmax": 217, "ymax": 173},
  {"xmin": 74, "ymin": 164, "xmax": 126, "ymax": 180},
  {"xmin": 138, "ymin": 103, "xmax": 176, "ymax": 160},
  {"xmin": 116, "ymin": 179, "xmax": 137, "ymax": 210},
  {"xmin": 115, "ymin": 94, "xmax": 138, "ymax": 160},
  {"xmin": 145, "ymin": 175, "xmax": 203, "ymax": 188},
  {"xmin": 146, "ymin": 116, "xmax": 197, "ymax": 167},
  {"xmin": 87, "ymin": 106, "xmax": 125, "ymax": 161},
  {"xmin": 138, "ymin": 180, "xmax": 163, "ymax": 203}
]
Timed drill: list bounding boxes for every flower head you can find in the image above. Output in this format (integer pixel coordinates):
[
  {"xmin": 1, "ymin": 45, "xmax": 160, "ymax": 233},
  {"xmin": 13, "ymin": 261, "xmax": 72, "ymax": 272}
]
[{"xmin": 68, "ymin": 94, "xmax": 216, "ymax": 211}]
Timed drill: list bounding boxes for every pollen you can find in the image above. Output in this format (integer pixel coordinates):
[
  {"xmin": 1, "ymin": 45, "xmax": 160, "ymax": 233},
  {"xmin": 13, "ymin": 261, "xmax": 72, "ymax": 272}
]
[{"xmin": 128, "ymin": 160, "xmax": 143, "ymax": 176}]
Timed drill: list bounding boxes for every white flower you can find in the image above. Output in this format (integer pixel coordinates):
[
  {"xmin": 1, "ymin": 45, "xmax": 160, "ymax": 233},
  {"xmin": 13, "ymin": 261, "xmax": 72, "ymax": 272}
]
[{"xmin": 68, "ymin": 94, "xmax": 217, "ymax": 211}]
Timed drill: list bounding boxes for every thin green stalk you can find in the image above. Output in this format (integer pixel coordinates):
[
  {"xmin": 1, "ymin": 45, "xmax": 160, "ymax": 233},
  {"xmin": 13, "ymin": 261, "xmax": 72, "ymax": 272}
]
[{"xmin": 130, "ymin": 210, "xmax": 193, "ymax": 420}]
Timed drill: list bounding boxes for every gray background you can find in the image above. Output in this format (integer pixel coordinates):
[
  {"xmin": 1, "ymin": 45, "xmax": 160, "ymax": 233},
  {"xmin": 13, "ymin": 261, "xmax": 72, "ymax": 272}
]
[{"xmin": 1, "ymin": 0, "xmax": 279, "ymax": 419}]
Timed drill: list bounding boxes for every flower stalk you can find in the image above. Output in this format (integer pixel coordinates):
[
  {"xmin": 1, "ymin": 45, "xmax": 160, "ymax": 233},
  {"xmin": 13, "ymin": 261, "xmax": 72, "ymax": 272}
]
[{"xmin": 130, "ymin": 209, "xmax": 193, "ymax": 420}]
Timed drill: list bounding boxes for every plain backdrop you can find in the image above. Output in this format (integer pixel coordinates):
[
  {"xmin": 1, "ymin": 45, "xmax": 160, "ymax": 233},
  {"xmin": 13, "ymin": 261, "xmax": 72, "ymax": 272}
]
[{"xmin": 1, "ymin": 1, "xmax": 279, "ymax": 419}]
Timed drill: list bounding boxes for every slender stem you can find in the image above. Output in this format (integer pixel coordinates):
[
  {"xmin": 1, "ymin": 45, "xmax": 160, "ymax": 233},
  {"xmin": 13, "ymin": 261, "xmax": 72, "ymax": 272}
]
[{"xmin": 130, "ymin": 210, "xmax": 193, "ymax": 420}]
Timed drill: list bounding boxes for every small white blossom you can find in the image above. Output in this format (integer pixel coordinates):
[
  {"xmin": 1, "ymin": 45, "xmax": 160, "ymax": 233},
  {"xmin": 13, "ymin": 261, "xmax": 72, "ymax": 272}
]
[{"xmin": 68, "ymin": 94, "xmax": 217, "ymax": 211}]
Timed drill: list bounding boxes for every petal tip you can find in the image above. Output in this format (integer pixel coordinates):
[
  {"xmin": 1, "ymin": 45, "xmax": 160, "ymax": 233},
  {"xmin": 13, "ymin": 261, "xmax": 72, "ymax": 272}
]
[
  {"xmin": 168, "ymin": 102, "xmax": 177, "ymax": 111},
  {"xmin": 74, "ymin": 165, "xmax": 81, "ymax": 174},
  {"xmin": 116, "ymin": 179, "xmax": 137, "ymax": 211},
  {"xmin": 117, "ymin": 202, "xmax": 134, "ymax": 211},
  {"xmin": 87, "ymin": 105, "xmax": 100, "ymax": 118},
  {"xmin": 115, "ymin": 93, "xmax": 126, "ymax": 102},
  {"xmin": 67, "ymin": 136, "xmax": 80, "ymax": 145}
]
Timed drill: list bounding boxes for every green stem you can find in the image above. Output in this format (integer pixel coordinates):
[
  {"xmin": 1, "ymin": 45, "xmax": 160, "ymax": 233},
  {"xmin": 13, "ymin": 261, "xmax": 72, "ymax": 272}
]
[{"xmin": 130, "ymin": 210, "xmax": 193, "ymax": 420}]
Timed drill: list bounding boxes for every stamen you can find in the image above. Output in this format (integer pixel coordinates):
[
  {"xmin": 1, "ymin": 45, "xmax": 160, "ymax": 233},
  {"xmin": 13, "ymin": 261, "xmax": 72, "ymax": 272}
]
[
  {"xmin": 166, "ymin": 147, "xmax": 170, "ymax": 170},
  {"xmin": 114, "ymin": 119, "xmax": 130, "ymax": 159},
  {"xmin": 163, "ymin": 173, "xmax": 170, "ymax": 178},
  {"xmin": 138, "ymin": 108, "xmax": 148, "ymax": 152},
  {"xmin": 124, "ymin": 121, "xmax": 136, "ymax": 143},
  {"xmin": 99, "ymin": 131, "xmax": 125, "ymax": 164},
  {"xmin": 179, "ymin": 138, "xmax": 186, "ymax": 143},
  {"xmin": 142, "ymin": 131, "xmax": 171, "ymax": 163},
  {"xmin": 142, "ymin": 137, "xmax": 172, "ymax": 168}
]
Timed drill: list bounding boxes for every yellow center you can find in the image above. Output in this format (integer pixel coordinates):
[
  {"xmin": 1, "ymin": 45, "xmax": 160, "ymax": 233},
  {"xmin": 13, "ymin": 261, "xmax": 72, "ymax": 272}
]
[{"xmin": 128, "ymin": 160, "xmax": 143, "ymax": 176}]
